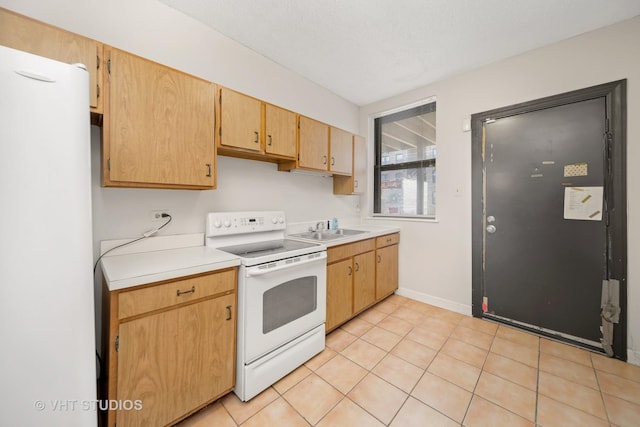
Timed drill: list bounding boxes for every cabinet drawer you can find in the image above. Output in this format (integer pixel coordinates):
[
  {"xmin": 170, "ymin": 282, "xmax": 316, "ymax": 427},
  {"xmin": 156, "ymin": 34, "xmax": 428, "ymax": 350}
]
[
  {"xmin": 327, "ymin": 238, "xmax": 375, "ymax": 264},
  {"xmin": 376, "ymin": 233, "xmax": 399, "ymax": 248},
  {"xmin": 118, "ymin": 269, "xmax": 236, "ymax": 319}
]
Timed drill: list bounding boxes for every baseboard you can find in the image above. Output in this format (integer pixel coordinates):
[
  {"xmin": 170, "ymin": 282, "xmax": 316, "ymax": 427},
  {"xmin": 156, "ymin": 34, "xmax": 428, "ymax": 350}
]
[
  {"xmin": 396, "ymin": 287, "xmax": 472, "ymax": 317},
  {"xmin": 628, "ymin": 349, "xmax": 640, "ymax": 366}
]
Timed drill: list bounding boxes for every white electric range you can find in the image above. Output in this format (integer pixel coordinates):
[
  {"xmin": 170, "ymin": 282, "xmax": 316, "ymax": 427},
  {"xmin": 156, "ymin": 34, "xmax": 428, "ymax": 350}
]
[{"xmin": 205, "ymin": 211, "xmax": 327, "ymax": 401}]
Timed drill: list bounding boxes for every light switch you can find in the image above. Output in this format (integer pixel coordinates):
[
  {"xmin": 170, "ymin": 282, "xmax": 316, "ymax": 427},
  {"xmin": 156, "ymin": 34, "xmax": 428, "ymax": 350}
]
[{"xmin": 462, "ymin": 117, "xmax": 471, "ymax": 132}]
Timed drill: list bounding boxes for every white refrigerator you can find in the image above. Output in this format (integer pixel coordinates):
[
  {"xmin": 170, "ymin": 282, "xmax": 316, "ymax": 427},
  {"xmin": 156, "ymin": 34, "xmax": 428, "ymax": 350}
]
[{"xmin": 0, "ymin": 45, "xmax": 97, "ymax": 426}]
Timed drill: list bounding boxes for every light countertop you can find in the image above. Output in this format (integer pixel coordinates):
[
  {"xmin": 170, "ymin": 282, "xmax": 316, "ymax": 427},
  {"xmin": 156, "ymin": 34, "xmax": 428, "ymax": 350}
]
[
  {"xmin": 100, "ymin": 226, "xmax": 400, "ymax": 291},
  {"xmin": 101, "ymin": 246, "xmax": 240, "ymax": 291}
]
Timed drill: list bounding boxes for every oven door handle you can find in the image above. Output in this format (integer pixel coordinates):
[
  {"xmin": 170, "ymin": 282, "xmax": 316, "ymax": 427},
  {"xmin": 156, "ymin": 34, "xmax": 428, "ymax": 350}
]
[{"xmin": 246, "ymin": 252, "xmax": 326, "ymax": 277}]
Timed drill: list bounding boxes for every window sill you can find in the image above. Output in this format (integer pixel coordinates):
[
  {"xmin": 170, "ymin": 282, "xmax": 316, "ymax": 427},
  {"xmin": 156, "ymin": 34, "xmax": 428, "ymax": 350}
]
[{"xmin": 365, "ymin": 215, "xmax": 439, "ymax": 224}]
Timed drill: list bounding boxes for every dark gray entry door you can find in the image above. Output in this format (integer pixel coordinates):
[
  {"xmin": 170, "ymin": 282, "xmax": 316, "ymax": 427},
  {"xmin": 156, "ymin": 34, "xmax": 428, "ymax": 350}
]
[{"xmin": 483, "ymin": 98, "xmax": 607, "ymax": 345}]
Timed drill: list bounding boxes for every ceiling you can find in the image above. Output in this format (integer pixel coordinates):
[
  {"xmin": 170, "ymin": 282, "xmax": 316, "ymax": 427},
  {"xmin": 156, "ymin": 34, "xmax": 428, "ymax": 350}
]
[{"xmin": 158, "ymin": 0, "xmax": 640, "ymax": 106}]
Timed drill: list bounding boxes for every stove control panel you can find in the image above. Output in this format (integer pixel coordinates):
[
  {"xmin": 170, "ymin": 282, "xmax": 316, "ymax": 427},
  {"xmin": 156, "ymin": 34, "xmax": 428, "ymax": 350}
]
[{"xmin": 206, "ymin": 211, "xmax": 286, "ymax": 236}]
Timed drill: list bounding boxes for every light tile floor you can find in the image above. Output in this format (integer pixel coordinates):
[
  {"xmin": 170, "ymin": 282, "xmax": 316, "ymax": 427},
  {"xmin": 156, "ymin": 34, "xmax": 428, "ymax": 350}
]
[{"xmin": 178, "ymin": 295, "xmax": 640, "ymax": 427}]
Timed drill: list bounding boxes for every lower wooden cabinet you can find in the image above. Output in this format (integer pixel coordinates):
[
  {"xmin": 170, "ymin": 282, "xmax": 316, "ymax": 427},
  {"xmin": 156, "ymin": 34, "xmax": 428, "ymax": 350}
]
[
  {"xmin": 376, "ymin": 233, "xmax": 400, "ymax": 300},
  {"xmin": 353, "ymin": 251, "xmax": 376, "ymax": 313},
  {"xmin": 102, "ymin": 268, "xmax": 237, "ymax": 427},
  {"xmin": 326, "ymin": 233, "xmax": 398, "ymax": 333},
  {"xmin": 326, "ymin": 258, "xmax": 354, "ymax": 331}
]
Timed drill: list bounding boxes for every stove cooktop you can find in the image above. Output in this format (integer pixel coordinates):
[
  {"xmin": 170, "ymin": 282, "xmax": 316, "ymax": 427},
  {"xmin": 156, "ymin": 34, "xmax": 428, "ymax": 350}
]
[{"xmin": 216, "ymin": 238, "xmax": 322, "ymax": 259}]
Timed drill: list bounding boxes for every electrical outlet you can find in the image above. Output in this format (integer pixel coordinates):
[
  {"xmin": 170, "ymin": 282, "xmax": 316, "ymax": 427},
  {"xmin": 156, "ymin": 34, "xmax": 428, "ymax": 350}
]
[{"xmin": 151, "ymin": 210, "xmax": 170, "ymax": 221}]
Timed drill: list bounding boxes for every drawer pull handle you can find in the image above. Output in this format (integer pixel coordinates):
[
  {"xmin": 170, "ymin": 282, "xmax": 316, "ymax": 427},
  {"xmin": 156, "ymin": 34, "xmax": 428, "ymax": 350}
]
[
  {"xmin": 268, "ymin": 135, "xmax": 273, "ymax": 146},
  {"xmin": 254, "ymin": 131, "xmax": 259, "ymax": 144},
  {"xmin": 348, "ymin": 265, "xmax": 353, "ymax": 276},
  {"xmin": 377, "ymin": 255, "xmax": 381, "ymax": 263},
  {"xmin": 176, "ymin": 286, "xmax": 195, "ymax": 297},
  {"xmin": 355, "ymin": 262, "xmax": 360, "ymax": 272},
  {"xmin": 206, "ymin": 163, "xmax": 212, "ymax": 177},
  {"xmin": 323, "ymin": 155, "xmax": 327, "ymax": 165},
  {"xmin": 226, "ymin": 305, "xmax": 232, "ymax": 321},
  {"xmin": 386, "ymin": 238, "xmax": 392, "ymax": 243}
]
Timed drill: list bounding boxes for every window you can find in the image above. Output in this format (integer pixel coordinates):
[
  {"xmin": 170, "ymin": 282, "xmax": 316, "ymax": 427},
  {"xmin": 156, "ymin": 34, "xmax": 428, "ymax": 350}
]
[{"xmin": 374, "ymin": 100, "xmax": 436, "ymax": 218}]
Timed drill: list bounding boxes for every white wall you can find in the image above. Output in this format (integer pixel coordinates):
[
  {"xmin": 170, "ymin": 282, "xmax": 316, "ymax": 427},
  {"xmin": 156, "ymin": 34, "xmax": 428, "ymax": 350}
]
[{"xmin": 360, "ymin": 16, "xmax": 640, "ymax": 362}]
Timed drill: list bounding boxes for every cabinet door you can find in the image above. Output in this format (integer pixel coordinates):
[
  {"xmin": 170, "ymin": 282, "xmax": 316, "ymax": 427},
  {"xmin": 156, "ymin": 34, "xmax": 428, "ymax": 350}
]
[
  {"xmin": 376, "ymin": 244, "xmax": 399, "ymax": 300},
  {"xmin": 265, "ymin": 104, "xmax": 296, "ymax": 158},
  {"xmin": 353, "ymin": 251, "xmax": 376, "ymax": 313},
  {"xmin": 0, "ymin": 9, "xmax": 102, "ymax": 112},
  {"xmin": 333, "ymin": 134, "xmax": 366, "ymax": 195},
  {"xmin": 116, "ymin": 293, "xmax": 236, "ymax": 426},
  {"xmin": 352, "ymin": 135, "xmax": 366, "ymax": 193},
  {"xmin": 298, "ymin": 115, "xmax": 329, "ymax": 171},
  {"xmin": 329, "ymin": 127, "xmax": 353, "ymax": 175},
  {"xmin": 326, "ymin": 259, "xmax": 353, "ymax": 332},
  {"xmin": 105, "ymin": 47, "xmax": 216, "ymax": 188},
  {"xmin": 219, "ymin": 88, "xmax": 262, "ymax": 152}
]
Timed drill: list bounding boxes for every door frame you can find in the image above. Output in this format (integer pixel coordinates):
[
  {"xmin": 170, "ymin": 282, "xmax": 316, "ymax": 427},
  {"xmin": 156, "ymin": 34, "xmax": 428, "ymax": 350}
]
[{"xmin": 471, "ymin": 80, "xmax": 627, "ymax": 359}]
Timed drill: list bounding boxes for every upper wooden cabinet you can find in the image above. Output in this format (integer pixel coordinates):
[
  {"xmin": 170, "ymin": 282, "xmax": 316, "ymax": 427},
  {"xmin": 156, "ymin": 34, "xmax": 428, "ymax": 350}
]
[
  {"xmin": 334, "ymin": 135, "xmax": 366, "ymax": 195},
  {"xmin": 265, "ymin": 103, "xmax": 297, "ymax": 158},
  {"xmin": 218, "ymin": 87, "xmax": 262, "ymax": 152},
  {"xmin": 280, "ymin": 116, "xmax": 354, "ymax": 176},
  {"xmin": 297, "ymin": 116, "xmax": 330, "ymax": 171},
  {"xmin": 217, "ymin": 87, "xmax": 297, "ymax": 161},
  {"xmin": 103, "ymin": 46, "xmax": 216, "ymax": 189},
  {"xmin": 0, "ymin": 8, "xmax": 103, "ymax": 114},
  {"xmin": 329, "ymin": 127, "xmax": 353, "ymax": 176}
]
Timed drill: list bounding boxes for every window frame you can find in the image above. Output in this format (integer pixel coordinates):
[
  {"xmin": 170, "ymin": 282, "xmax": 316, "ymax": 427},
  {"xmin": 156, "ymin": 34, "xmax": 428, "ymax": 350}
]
[{"xmin": 373, "ymin": 98, "xmax": 437, "ymax": 219}]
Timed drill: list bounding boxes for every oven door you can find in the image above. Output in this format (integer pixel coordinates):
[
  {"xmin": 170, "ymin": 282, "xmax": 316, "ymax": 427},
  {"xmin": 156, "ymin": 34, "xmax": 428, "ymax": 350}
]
[{"xmin": 240, "ymin": 251, "xmax": 327, "ymax": 364}]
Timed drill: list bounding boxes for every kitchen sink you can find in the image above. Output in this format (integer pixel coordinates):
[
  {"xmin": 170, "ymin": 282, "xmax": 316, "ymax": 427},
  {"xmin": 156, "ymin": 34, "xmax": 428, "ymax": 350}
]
[{"xmin": 290, "ymin": 228, "xmax": 367, "ymax": 241}]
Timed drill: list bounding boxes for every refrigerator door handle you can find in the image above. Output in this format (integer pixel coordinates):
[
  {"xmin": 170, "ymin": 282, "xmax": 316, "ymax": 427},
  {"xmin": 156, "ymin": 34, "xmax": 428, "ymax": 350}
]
[{"xmin": 15, "ymin": 69, "xmax": 56, "ymax": 83}]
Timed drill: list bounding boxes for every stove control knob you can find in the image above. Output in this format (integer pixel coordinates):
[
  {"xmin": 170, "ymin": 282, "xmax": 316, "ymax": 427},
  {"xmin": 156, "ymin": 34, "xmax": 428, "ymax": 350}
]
[
  {"xmin": 213, "ymin": 220, "xmax": 222, "ymax": 228},
  {"xmin": 223, "ymin": 220, "xmax": 231, "ymax": 228},
  {"xmin": 278, "ymin": 217, "xmax": 285, "ymax": 224},
  {"xmin": 271, "ymin": 217, "xmax": 278, "ymax": 224}
]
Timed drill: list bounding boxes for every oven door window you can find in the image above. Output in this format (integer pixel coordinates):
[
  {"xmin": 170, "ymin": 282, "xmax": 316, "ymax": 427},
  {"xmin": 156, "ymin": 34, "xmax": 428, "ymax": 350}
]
[{"xmin": 263, "ymin": 276, "xmax": 317, "ymax": 334}]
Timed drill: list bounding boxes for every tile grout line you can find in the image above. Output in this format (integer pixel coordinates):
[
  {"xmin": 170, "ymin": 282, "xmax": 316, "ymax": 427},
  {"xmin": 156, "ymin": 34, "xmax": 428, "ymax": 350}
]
[
  {"xmin": 591, "ymin": 354, "xmax": 613, "ymax": 426},
  {"xmin": 461, "ymin": 329, "xmax": 497, "ymax": 426}
]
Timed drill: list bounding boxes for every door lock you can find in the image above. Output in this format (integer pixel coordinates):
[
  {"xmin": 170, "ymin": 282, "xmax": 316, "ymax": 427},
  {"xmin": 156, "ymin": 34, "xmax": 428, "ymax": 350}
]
[
  {"xmin": 487, "ymin": 216, "xmax": 496, "ymax": 223},
  {"xmin": 486, "ymin": 225, "xmax": 497, "ymax": 234}
]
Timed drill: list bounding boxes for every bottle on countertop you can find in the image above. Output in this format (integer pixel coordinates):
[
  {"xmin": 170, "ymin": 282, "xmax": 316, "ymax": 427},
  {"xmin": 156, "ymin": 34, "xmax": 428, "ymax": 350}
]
[{"xmin": 331, "ymin": 217, "xmax": 338, "ymax": 230}]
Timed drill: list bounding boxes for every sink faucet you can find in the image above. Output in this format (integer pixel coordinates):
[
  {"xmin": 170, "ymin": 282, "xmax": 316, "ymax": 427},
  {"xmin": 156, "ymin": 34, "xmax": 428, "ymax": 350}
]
[{"xmin": 308, "ymin": 221, "xmax": 326, "ymax": 232}]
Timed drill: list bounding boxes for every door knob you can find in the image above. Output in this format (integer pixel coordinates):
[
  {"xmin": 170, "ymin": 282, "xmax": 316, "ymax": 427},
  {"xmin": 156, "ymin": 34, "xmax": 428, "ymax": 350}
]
[
  {"xmin": 486, "ymin": 225, "xmax": 497, "ymax": 234},
  {"xmin": 487, "ymin": 216, "xmax": 496, "ymax": 223}
]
